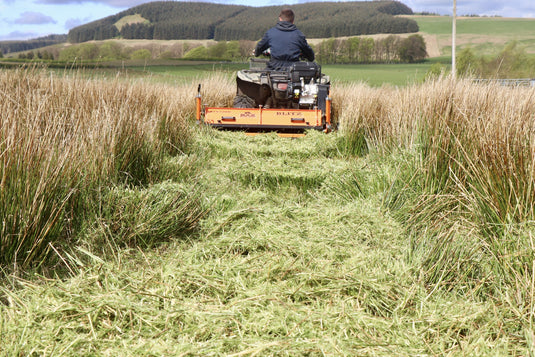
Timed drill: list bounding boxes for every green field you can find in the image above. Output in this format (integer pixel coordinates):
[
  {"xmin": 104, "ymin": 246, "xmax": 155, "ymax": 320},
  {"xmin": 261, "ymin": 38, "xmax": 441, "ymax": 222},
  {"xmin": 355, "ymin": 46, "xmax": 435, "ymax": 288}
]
[
  {"xmin": 122, "ymin": 62, "xmax": 439, "ymax": 87},
  {"xmin": 409, "ymin": 15, "xmax": 535, "ymax": 56},
  {"xmin": 413, "ymin": 15, "xmax": 535, "ymax": 35},
  {"xmin": 323, "ymin": 63, "xmax": 436, "ymax": 86}
]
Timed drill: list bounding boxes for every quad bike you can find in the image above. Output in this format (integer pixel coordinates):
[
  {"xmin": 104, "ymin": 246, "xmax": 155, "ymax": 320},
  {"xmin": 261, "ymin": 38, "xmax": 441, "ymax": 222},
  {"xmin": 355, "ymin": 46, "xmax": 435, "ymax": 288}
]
[{"xmin": 196, "ymin": 58, "xmax": 332, "ymax": 137}]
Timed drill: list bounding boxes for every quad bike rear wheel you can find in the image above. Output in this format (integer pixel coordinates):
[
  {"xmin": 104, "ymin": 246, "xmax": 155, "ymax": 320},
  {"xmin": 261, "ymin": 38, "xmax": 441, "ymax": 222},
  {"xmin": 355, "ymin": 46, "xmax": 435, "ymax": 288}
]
[{"xmin": 233, "ymin": 94, "xmax": 255, "ymax": 108}]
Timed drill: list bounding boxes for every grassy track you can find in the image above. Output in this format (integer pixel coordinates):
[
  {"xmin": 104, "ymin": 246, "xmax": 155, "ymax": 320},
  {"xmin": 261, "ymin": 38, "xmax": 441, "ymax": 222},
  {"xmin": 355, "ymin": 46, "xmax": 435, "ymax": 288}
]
[{"xmin": 1, "ymin": 128, "xmax": 525, "ymax": 355}]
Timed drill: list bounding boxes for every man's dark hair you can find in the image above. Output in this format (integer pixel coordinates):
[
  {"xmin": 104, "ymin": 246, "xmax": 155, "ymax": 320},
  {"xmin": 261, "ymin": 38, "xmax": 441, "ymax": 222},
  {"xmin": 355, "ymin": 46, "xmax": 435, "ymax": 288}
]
[{"xmin": 279, "ymin": 9, "xmax": 295, "ymax": 23}]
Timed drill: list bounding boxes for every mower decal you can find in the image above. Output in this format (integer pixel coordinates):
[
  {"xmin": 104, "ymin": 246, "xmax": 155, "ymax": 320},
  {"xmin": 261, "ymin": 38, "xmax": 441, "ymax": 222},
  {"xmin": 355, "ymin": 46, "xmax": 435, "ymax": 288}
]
[{"xmin": 240, "ymin": 111, "xmax": 256, "ymax": 118}]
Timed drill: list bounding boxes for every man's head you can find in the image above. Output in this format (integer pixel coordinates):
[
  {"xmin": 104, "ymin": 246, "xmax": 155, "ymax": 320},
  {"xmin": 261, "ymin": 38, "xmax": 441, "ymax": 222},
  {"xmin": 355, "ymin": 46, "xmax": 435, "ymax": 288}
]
[{"xmin": 279, "ymin": 8, "xmax": 295, "ymax": 23}]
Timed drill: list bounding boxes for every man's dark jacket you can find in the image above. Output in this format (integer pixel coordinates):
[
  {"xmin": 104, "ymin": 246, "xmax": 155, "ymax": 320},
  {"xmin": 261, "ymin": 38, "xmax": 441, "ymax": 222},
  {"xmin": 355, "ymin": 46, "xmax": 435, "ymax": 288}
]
[{"xmin": 254, "ymin": 21, "xmax": 315, "ymax": 70}]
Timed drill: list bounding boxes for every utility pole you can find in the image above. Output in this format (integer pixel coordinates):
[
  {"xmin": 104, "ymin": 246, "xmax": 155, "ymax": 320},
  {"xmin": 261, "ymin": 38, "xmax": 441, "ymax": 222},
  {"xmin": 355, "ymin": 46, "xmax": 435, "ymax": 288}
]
[{"xmin": 452, "ymin": 0, "xmax": 457, "ymax": 79}]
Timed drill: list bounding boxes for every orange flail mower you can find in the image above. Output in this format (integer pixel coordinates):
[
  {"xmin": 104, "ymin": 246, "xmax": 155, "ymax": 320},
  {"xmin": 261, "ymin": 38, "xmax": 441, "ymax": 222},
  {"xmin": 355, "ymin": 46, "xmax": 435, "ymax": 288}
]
[{"xmin": 196, "ymin": 59, "xmax": 332, "ymax": 136}]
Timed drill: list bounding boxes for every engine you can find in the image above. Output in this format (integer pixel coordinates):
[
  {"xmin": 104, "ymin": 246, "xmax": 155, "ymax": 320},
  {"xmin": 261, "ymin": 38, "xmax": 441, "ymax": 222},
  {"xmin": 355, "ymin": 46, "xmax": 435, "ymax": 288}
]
[{"xmin": 268, "ymin": 62, "xmax": 330, "ymax": 109}]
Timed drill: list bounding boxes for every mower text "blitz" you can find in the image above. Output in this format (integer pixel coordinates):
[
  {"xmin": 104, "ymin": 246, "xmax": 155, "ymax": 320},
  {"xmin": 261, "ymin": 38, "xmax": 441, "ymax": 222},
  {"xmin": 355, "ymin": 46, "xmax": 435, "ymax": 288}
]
[{"xmin": 276, "ymin": 112, "xmax": 302, "ymax": 116}]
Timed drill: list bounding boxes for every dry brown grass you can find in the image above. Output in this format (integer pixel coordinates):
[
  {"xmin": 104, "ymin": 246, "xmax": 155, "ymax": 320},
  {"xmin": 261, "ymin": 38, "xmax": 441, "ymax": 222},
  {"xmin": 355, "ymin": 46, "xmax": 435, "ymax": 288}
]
[
  {"xmin": 333, "ymin": 77, "xmax": 535, "ymax": 231},
  {"xmin": 333, "ymin": 77, "xmax": 535, "ymax": 326},
  {"xmin": 0, "ymin": 66, "xmax": 215, "ymax": 271}
]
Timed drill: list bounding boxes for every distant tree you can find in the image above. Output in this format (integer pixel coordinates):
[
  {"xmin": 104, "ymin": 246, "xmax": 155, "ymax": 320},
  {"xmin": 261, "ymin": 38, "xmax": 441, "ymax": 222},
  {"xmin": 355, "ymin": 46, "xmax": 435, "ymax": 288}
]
[
  {"xmin": 481, "ymin": 41, "xmax": 530, "ymax": 78},
  {"xmin": 131, "ymin": 49, "xmax": 152, "ymax": 60},
  {"xmin": 493, "ymin": 41, "xmax": 528, "ymax": 76},
  {"xmin": 183, "ymin": 46, "xmax": 209, "ymax": 59},
  {"xmin": 41, "ymin": 50, "xmax": 53, "ymax": 60},
  {"xmin": 316, "ymin": 38, "xmax": 337, "ymax": 64},
  {"xmin": 238, "ymin": 40, "xmax": 255, "ymax": 59},
  {"xmin": 78, "ymin": 43, "xmax": 99, "ymax": 60},
  {"xmin": 425, "ymin": 62, "xmax": 449, "ymax": 80},
  {"xmin": 398, "ymin": 34, "xmax": 427, "ymax": 63},
  {"xmin": 378, "ymin": 35, "xmax": 401, "ymax": 62},
  {"xmin": 167, "ymin": 43, "xmax": 185, "ymax": 58},
  {"xmin": 99, "ymin": 41, "xmax": 125, "ymax": 60},
  {"xmin": 347, "ymin": 37, "xmax": 361, "ymax": 63},
  {"xmin": 456, "ymin": 47, "xmax": 478, "ymax": 76},
  {"xmin": 224, "ymin": 41, "xmax": 241, "ymax": 60},
  {"xmin": 207, "ymin": 42, "xmax": 227, "ymax": 59},
  {"xmin": 158, "ymin": 50, "xmax": 174, "ymax": 59},
  {"xmin": 58, "ymin": 46, "xmax": 80, "ymax": 61},
  {"xmin": 359, "ymin": 38, "xmax": 375, "ymax": 63}
]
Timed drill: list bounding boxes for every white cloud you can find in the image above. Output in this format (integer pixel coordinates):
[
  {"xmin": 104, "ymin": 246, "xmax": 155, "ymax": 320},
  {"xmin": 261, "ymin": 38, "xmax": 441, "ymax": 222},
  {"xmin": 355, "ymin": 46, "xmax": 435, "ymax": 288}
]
[
  {"xmin": 65, "ymin": 17, "xmax": 84, "ymax": 30},
  {"xmin": 0, "ymin": 30, "xmax": 39, "ymax": 40},
  {"xmin": 36, "ymin": 0, "xmax": 150, "ymax": 7},
  {"xmin": 14, "ymin": 11, "xmax": 57, "ymax": 25}
]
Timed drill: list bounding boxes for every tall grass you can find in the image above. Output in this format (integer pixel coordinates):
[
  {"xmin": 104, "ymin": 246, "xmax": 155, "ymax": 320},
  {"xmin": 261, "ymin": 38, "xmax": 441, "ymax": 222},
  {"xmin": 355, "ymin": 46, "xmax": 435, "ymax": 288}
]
[
  {"xmin": 0, "ymin": 66, "xmax": 211, "ymax": 272},
  {"xmin": 335, "ymin": 77, "xmax": 535, "ymax": 327}
]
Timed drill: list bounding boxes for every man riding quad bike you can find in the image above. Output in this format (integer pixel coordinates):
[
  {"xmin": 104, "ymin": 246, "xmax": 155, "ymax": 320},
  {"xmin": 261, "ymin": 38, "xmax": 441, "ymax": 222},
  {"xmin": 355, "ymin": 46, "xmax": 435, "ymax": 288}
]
[
  {"xmin": 198, "ymin": 8, "xmax": 332, "ymax": 135},
  {"xmin": 233, "ymin": 8, "xmax": 330, "ymax": 113}
]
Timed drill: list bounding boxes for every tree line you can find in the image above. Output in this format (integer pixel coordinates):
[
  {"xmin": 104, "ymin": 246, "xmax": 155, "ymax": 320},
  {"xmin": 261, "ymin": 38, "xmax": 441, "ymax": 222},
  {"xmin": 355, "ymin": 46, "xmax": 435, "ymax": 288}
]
[
  {"xmin": 67, "ymin": 2, "xmax": 247, "ymax": 43},
  {"xmin": 315, "ymin": 35, "xmax": 427, "ymax": 64},
  {"xmin": 67, "ymin": 1, "xmax": 418, "ymax": 43},
  {"xmin": 214, "ymin": 2, "xmax": 417, "ymax": 41},
  {"xmin": 18, "ymin": 34, "xmax": 426, "ymax": 65}
]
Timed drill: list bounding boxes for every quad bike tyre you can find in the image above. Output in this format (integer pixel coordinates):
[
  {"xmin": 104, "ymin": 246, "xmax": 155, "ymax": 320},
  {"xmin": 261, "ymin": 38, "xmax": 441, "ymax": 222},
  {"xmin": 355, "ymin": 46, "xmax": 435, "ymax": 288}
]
[{"xmin": 233, "ymin": 94, "xmax": 256, "ymax": 108}]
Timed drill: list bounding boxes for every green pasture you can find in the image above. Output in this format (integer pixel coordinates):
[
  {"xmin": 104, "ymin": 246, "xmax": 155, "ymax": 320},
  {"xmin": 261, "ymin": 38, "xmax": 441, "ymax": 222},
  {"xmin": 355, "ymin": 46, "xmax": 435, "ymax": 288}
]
[
  {"xmin": 1, "ymin": 59, "xmax": 442, "ymax": 86},
  {"xmin": 411, "ymin": 15, "xmax": 535, "ymax": 36},
  {"xmin": 128, "ymin": 62, "xmax": 246, "ymax": 80},
  {"xmin": 323, "ymin": 62, "xmax": 437, "ymax": 86},
  {"xmin": 126, "ymin": 62, "xmax": 438, "ymax": 87}
]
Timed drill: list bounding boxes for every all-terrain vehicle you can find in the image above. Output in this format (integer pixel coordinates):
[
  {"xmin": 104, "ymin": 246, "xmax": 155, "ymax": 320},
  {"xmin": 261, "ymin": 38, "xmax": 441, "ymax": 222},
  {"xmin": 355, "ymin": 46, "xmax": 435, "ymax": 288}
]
[{"xmin": 196, "ymin": 58, "xmax": 332, "ymax": 136}]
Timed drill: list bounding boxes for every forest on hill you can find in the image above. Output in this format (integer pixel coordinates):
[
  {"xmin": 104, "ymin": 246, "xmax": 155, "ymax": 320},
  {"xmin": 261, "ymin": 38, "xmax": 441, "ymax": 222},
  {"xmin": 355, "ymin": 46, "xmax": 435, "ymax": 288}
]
[
  {"xmin": 67, "ymin": 1, "xmax": 417, "ymax": 43},
  {"xmin": 0, "ymin": 34, "xmax": 67, "ymax": 55}
]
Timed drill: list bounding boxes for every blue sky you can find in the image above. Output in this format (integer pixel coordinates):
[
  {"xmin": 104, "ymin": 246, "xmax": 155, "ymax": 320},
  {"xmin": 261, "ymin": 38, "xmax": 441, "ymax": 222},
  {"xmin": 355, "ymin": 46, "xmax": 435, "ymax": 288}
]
[{"xmin": 1, "ymin": 0, "xmax": 534, "ymax": 41}]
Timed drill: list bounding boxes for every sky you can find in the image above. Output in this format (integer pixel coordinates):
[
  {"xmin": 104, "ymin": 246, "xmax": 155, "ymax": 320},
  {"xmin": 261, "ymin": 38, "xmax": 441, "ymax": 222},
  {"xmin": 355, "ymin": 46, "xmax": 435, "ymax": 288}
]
[{"xmin": 1, "ymin": 0, "xmax": 534, "ymax": 41}]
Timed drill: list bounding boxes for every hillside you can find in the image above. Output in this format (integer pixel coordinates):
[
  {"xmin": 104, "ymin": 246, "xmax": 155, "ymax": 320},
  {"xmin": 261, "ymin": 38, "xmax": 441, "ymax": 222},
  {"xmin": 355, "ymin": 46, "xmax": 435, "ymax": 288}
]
[
  {"xmin": 67, "ymin": 1, "xmax": 417, "ymax": 43},
  {"xmin": 0, "ymin": 34, "xmax": 67, "ymax": 55}
]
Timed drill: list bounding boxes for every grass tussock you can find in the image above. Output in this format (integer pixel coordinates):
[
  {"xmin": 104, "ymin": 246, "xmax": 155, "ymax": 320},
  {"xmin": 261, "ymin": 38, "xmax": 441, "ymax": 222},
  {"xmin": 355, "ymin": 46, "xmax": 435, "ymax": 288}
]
[
  {"xmin": 0, "ymin": 66, "xmax": 209, "ymax": 272},
  {"xmin": 335, "ymin": 77, "xmax": 535, "ymax": 328},
  {"xmin": 83, "ymin": 182, "xmax": 205, "ymax": 252}
]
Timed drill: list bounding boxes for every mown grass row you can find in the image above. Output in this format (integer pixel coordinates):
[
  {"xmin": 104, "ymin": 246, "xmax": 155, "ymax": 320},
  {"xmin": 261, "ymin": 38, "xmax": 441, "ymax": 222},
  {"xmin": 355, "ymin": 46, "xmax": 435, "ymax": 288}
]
[
  {"xmin": 335, "ymin": 77, "xmax": 535, "ymax": 331},
  {"xmin": 0, "ymin": 66, "xmax": 230, "ymax": 273}
]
